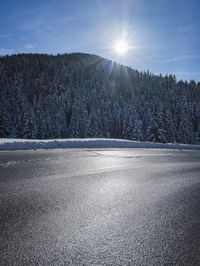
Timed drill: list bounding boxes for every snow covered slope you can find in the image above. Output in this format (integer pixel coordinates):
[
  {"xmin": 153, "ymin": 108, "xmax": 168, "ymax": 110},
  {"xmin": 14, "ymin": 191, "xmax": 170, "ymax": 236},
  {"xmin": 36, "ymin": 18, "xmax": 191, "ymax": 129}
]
[{"xmin": 0, "ymin": 138, "xmax": 200, "ymax": 151}]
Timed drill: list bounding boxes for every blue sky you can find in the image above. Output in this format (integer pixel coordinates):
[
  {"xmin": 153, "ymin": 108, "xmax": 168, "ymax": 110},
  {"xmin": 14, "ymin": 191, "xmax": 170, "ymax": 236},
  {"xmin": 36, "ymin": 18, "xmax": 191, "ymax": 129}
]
[{"xmin": 0, "ymin": 0, "xmax": 200, "ymax": 81}]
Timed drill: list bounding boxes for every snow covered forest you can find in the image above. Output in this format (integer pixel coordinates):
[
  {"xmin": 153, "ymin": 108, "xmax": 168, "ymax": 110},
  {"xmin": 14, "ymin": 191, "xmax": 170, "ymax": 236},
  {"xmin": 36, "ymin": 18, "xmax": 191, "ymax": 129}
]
[{"xmin": 0, "ymin": 53, "xmax": 200, "ymax": 144}]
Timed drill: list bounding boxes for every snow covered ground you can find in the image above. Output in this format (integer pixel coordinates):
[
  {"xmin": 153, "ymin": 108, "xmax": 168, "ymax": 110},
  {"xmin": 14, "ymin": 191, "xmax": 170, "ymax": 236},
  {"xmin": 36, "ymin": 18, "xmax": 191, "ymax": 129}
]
[{"xmin": 0, "ymin": 138, "xmax": 200, "ymax": 151}]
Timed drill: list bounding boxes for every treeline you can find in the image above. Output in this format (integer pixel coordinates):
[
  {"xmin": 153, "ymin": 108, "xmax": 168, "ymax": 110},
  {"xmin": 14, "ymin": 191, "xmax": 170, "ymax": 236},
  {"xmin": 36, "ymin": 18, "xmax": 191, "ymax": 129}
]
[{"xmin": 0, "ymin": 52, "xmax": 200, "ymax": 144}]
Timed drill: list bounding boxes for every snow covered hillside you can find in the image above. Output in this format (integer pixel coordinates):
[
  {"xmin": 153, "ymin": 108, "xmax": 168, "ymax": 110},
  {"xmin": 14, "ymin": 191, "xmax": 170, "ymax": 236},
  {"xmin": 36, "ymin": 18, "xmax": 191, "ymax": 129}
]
[
  {"xmin": 1, "ymin": 54, "xmax": 200, "ymax": 145},
  {"xmin": 0, "ymin": 138, "xmax": 200, "ymax": 151}
]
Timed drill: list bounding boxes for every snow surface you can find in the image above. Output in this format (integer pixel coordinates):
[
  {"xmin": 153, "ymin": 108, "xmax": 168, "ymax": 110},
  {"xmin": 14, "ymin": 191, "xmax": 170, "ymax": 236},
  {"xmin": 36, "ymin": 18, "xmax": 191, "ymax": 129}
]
[{"xmin": 0, "ymin": 138, "xmax": 200, "ymax": 151}]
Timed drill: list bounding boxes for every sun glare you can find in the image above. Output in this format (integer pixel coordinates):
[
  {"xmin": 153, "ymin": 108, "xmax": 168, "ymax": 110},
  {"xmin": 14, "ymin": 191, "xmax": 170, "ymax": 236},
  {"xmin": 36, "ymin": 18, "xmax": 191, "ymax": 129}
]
[{"xmin": 114, "ymin": 40, "xmax": 129, "ymax": 55}]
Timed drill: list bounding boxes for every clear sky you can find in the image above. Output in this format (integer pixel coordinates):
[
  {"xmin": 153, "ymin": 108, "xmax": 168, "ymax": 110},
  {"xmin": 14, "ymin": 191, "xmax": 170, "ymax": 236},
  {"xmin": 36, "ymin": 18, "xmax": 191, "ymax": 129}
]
[{"xmin": 0, "ymin": 0, "xmax": 200, "ymax": 81}]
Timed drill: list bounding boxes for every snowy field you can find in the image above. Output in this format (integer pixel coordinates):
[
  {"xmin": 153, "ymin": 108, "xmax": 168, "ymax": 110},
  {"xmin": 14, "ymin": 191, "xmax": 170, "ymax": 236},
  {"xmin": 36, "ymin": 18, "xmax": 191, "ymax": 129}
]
[{"xmin": 0, "ymin": 138, "xmax": 200, "ymax": 151}]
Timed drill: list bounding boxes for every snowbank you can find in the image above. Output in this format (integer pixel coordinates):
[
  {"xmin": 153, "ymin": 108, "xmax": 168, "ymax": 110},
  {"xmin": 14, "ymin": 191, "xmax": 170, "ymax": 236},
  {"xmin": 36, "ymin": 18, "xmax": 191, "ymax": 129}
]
[{"xmin": 0, "ymin": 138, "xmax": 200, "ymax": 151}]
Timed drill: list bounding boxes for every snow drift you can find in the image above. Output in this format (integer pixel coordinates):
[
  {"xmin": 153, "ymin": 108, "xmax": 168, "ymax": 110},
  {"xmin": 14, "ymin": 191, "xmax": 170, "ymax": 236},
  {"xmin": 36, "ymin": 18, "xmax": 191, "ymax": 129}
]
[{"xmin": 0, "ymin": 138, "xmax": 200, "ymax": 151}]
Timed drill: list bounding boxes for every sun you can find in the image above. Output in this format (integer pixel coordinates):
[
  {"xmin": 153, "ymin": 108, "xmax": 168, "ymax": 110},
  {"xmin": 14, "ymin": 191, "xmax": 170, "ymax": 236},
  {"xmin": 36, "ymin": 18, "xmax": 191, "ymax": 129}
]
[{"xmin": 114, "ymin": 39, "xmax": 129, "ymax": 55}]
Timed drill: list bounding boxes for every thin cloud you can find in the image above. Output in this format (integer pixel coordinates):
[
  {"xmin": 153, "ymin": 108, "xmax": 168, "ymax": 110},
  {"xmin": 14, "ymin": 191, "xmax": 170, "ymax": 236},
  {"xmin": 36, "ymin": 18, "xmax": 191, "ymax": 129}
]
[
  {"xmin": 152, "ymin": 52, "xmax": 200, "ymax": 63},
  {"xmin": 24, "ymin": 44, "xmax": 35, "ymax": 50},
  {"xmin": 159, "ymin": 55, "xmax": 200, "ymax": 63},
  {"xmin": 16, "ymin": 14, "xmax": 47, "ymax": 32},
  {"xmin": 175, "ymin": 71, "xmax": 200, "ymax": 77},
  {"xmin": 52, "ymin": 15, "xmax": 86, "ymax": 24},
  {"xmin": 0, "ymin": 48, "xmax": 14, "ymax": 55},
  {"xmin": 0, "ymin": 33, "xmax": 13, "ymax": 39},
  {"xmin": 175, "ymin": 70, "xmax": 200, "ymax": 81}
]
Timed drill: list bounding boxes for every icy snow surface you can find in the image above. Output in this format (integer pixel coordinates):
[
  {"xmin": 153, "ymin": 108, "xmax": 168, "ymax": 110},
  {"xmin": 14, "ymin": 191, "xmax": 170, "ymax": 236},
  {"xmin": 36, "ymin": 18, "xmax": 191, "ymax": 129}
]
[{"xmin": 0, "ymin": 138, "xmax": 200, "ymax": 151}]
